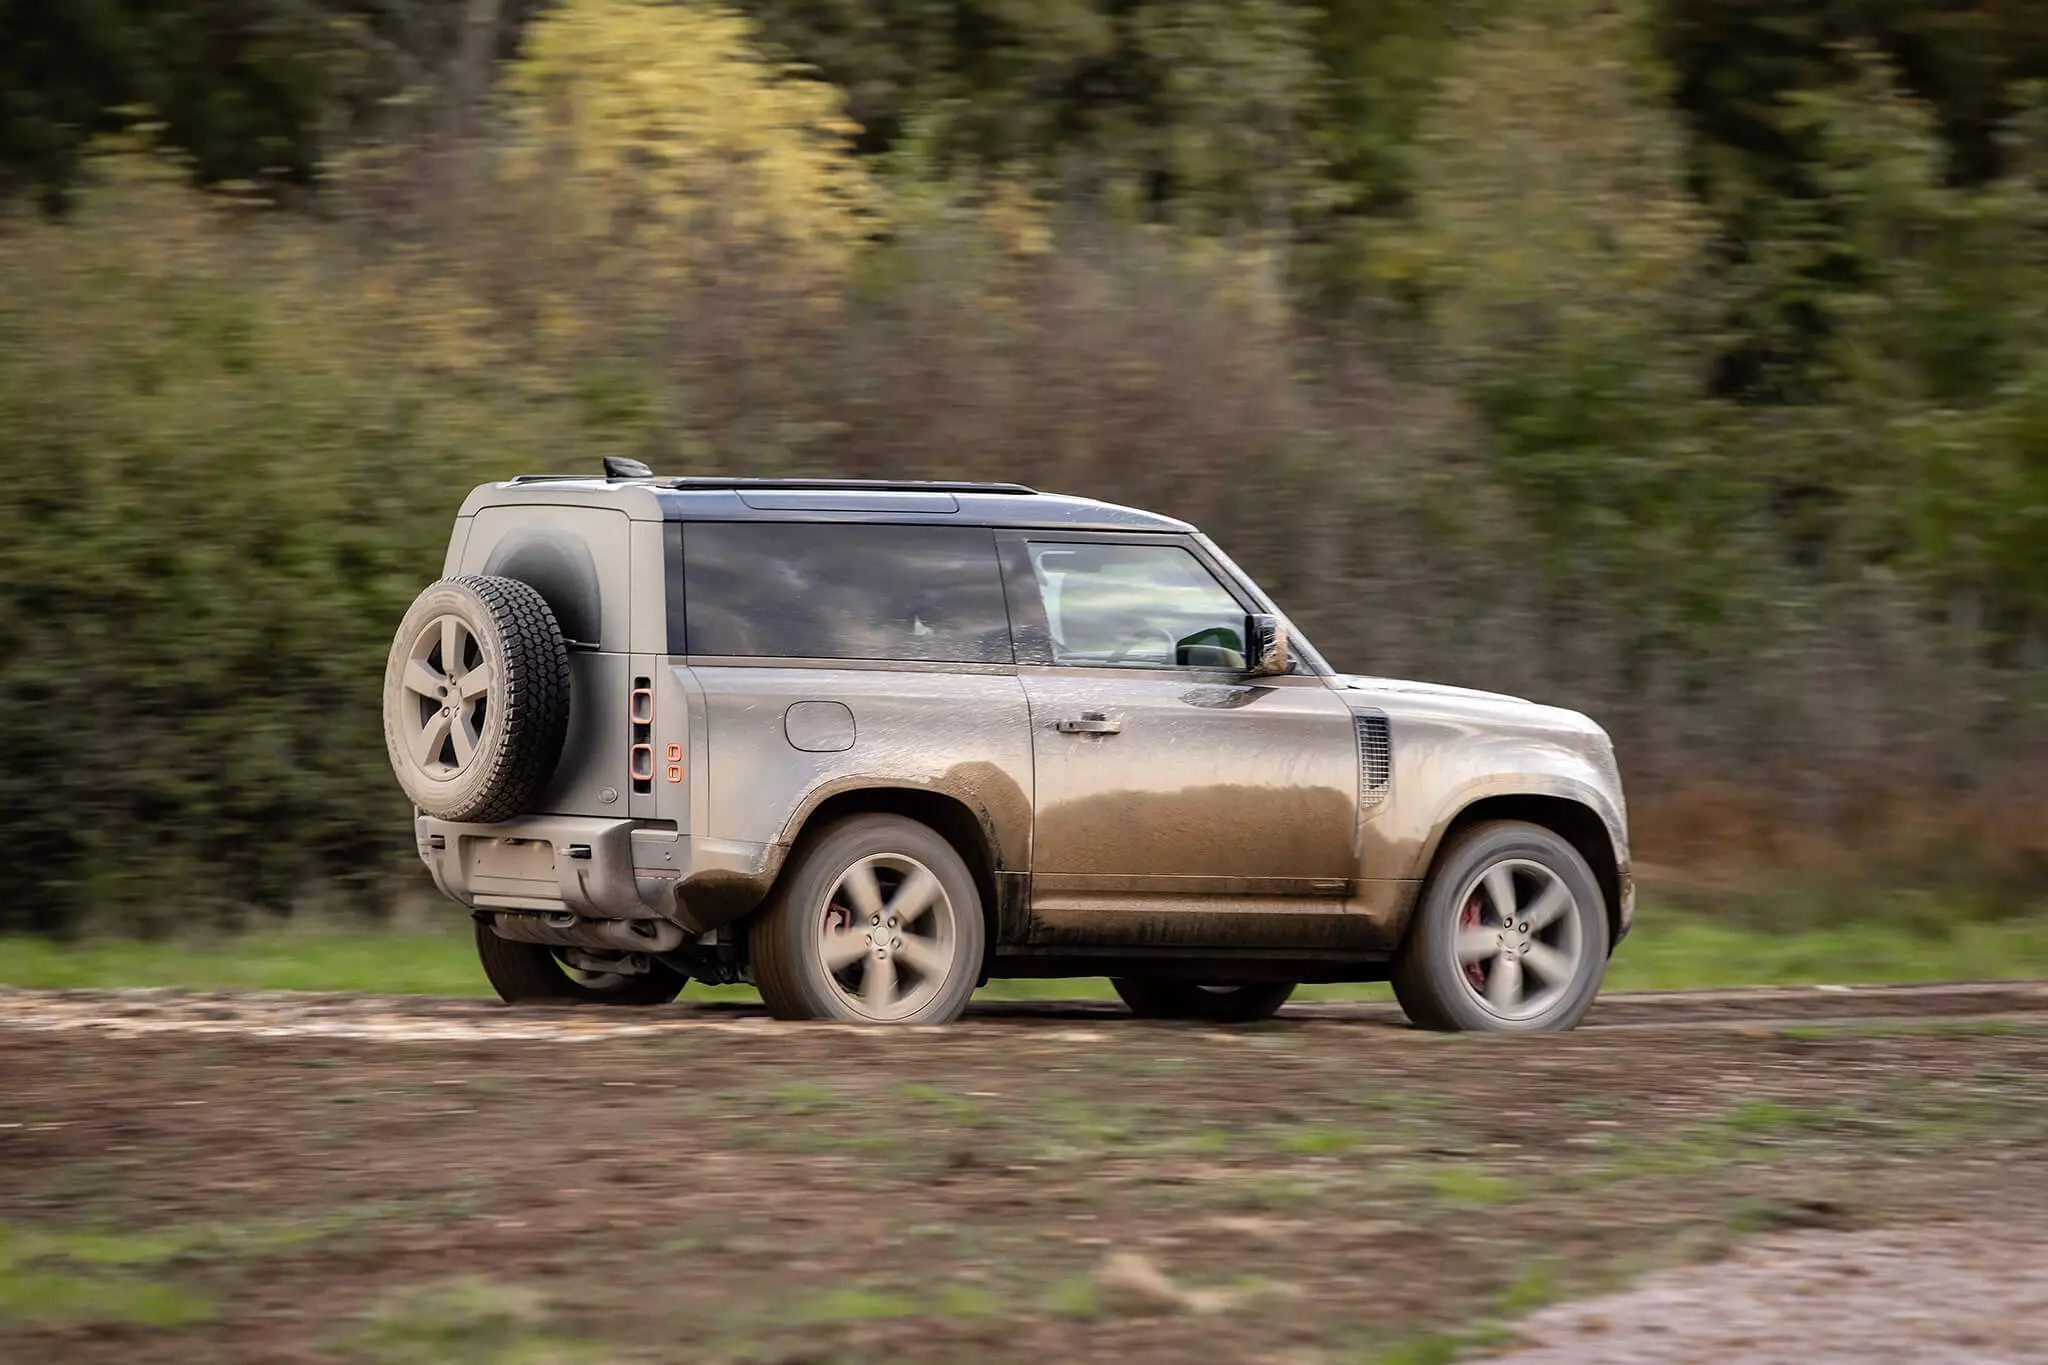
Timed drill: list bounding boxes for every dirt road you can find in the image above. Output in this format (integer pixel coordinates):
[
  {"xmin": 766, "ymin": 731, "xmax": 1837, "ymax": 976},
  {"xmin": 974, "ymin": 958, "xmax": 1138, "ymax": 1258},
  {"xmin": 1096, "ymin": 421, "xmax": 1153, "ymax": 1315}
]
[
  {"xmin": 2, "ymin": 984, "xmax": 2044, "ymax": 1363},
  {"xmin": 3, "ymin": 978, "xmax": 2044, "ymax": 1043}
]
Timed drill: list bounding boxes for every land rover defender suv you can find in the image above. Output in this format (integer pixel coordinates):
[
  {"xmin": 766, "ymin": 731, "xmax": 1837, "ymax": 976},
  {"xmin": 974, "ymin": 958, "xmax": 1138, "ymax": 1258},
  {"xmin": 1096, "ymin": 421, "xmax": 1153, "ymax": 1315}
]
[{"xmin": 384, "ymin": 465, "xmax": 1632, "ymax": 1030}]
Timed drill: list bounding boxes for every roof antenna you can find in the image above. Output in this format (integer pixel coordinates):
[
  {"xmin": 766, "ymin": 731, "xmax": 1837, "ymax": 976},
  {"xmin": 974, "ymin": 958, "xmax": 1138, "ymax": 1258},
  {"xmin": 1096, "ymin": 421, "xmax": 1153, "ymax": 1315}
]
[{"xmin": 603, "ymin": 457, "xmax": 653, "ymax": 480}]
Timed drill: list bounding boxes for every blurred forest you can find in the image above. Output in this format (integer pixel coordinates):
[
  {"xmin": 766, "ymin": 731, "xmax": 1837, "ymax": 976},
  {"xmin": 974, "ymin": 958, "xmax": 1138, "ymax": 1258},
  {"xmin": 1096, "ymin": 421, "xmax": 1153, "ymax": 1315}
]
[{"xmin": 3, "ymin": 0, "xmax": 2047, "ymax": 934}]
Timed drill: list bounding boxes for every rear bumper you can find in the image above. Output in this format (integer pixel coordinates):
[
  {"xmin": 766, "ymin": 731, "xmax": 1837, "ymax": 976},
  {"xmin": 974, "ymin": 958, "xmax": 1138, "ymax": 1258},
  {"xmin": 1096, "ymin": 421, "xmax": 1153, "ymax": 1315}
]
[
  {"xmin": 414, "ymin": 815, "xmax": 779, "ymax": 930},
  {"xmin": 416, "ymin": 815, "xmax": 677, "ymax": 920}
]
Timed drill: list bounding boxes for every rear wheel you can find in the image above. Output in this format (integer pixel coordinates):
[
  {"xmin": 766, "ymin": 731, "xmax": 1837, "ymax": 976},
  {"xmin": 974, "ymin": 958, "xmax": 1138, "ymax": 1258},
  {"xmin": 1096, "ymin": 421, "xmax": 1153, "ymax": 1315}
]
[
  {"xmin": 752, "ymin": 815, "xmax": 986, "ymax": 1024},
  {"xmin": 1392, "ymin": 821, "xmax": 1608, "ymax": 1032},
  {"xmin": 1112, "ymin": 979, "xmax": 1296, "ymax": 1023},
  {"xmin": 473, "ymin": 920, "xmax": 686, "ymax": 1006}
]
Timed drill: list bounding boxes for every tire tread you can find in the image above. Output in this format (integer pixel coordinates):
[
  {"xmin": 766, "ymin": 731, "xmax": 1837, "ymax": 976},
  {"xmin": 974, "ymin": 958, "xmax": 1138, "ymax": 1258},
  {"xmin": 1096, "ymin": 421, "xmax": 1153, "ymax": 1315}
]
[{"xmin": 384, "ymin": 574, "xmax": 571, "ymax": 823}]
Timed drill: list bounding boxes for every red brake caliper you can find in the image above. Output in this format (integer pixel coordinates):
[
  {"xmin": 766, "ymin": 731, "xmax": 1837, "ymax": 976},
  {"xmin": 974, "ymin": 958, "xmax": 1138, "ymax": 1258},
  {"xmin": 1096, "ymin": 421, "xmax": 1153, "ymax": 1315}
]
[
  {"xmin": 1459, "ymin": 892, "xmax": 1488, "ymax": 990},
  {"xmin": 826, "ymin": 902, "xmax": 853, "ymax": 967}
]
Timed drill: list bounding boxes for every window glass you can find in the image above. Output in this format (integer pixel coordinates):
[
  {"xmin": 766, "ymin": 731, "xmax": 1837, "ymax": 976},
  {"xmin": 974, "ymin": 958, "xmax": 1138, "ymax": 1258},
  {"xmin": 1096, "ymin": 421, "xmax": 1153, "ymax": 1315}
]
[
  {"xmin": 1027, "ymin": 542, "xmax": 1246, "ymax": 668},
  {"xmin": 681, "ymin": 523, "xmax": 1012, "ymax": 663}
]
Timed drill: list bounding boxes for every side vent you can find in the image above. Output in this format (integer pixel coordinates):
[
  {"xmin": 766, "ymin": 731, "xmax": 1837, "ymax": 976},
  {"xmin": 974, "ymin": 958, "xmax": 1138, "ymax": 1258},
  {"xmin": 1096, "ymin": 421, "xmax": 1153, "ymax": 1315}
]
[
  {"xmin": 630, "ymin": 677, "xmax": 654, "ymax": 794},
  {"xmin": 1353, "ymin": 711, "xmax": 1392, "ymax": 813}
]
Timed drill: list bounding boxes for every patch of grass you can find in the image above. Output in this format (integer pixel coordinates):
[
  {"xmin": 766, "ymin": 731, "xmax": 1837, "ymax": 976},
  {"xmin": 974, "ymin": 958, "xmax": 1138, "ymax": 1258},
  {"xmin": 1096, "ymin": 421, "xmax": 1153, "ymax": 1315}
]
[
  {"xmin": 1355, "ymin": 1264, "xmax": 1562, "ymax": 1363},
  {"xmin": 0, "ymin": 1211, "xmax": 409, "ymax": 1332},
  {"xmin": 1716, "ymin": 1098, "xmax": 1839, "ymax": 1137},
  {"xmin": 1492, "ymin": 1261, "xmax": 1561, "ymax": 1316},
  {"xmin": 1585, "ymin": 1131, "xmax": 1736, "ymax": 1181},
  {"xmin": 7, "ymin": 902, "xmax": 2048, "ymax": 998},
  {"xmin": 1294, "ymin": 981, "xmax": 1396, "ymax": 1003},
  {"xmin": 1041, "ymin": 1275, "xmax": 1103, "ymax": 1321},
  {"xmin": 1038, "ymin": 1098, "xmax": 1136, "ymax": 1152},
  {"xmin": 339, "ymin": 1278, "xmax": 597, "ymax": 1365},
  {"xmin": 0, "ymin": 923, "xmax": 491, "ymax": 995},
  {"xmin": 1602, "ymin": 907, "xmax": 2048, "ymax": 990},
  {"xmin": 899, "ymin": 1082, "xmax": 990, "ymax": 1126},
  {"xmin": 764, "ymin": 1081, "xmax": 840, "ymax": 1117},
  {"xmin": 0, "ymin": 1268, "xmax": 214, "ymax": 1328},
  {"xmin": 928, "ymin": 1282, "xmax": 1004, "ymax": 1319},
  {"xmin": 972, "ymin": 976, "xmax": 1119, "ymax": 1001},
  {"xmin": 0, "ymin": 1223, "xmax": 194, "ymax": 1269},
  {"xmin": 1368, "ymin": 1331, "xmax": 1467, "ymax": 1365},
  {"xmin": 1279, "ymin": 1122, "xmax": 1366, "ymax": 1155},
  {"xmin": 801, "ymin": 1287, "xmax": 920, "ymax": 1322},
  {"xmin": 0, "ymin": 1220, "xmax": 252, "ymax": 1327},
  {"xmin": 1424, "ymin": 1165, "xmax": 1515, "ymax": 1206}
]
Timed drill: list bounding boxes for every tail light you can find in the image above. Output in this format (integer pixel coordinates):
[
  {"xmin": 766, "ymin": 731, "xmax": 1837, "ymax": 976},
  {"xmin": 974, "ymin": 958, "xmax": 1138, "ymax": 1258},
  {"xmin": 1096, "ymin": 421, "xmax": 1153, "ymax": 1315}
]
[{"xmin": 630, "ymin": 678, "xmax": 653, "ymax": 794}]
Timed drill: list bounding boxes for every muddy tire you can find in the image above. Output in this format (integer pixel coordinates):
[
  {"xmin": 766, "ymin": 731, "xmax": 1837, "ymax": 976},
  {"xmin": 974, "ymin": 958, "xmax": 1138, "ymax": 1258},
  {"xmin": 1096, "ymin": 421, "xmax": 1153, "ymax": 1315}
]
[
  {"xmin": 1111, "ymin": 979, "xmax": 1296, "ymax": 1023},
  {"xmin": 752, "ymin": 815, "xmax": 986, "ymax": 1024},
  {"xmin": 473, "ymin": 920, "xmax": 686, "ymax": 1005},
  {"xmin": 383, "ymin": 575, "xmax": 570, "ymax": 823},
  {"xmin": 1392, "ymin": 821, "xmax": 1609, "ymax": 1033}
]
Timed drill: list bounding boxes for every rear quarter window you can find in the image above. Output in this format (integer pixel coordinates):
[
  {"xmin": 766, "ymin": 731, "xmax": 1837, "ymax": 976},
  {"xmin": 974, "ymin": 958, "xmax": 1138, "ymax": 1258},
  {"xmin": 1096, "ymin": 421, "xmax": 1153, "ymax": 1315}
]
[{"xmin": 676, "ymin": 522, "xmax": 1013, "ymax": 664}]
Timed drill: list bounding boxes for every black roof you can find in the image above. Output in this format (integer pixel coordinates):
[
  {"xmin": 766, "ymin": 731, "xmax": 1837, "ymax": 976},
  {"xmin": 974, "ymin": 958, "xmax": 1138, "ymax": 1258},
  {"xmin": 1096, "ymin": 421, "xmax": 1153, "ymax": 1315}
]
[
  {"xmin": 489, "ymin": 475, "xmax": 1193, "ymax": 532},
  {"xmin": 649, "ymin": 477, "xmax": 1192, "ymax": 532}
]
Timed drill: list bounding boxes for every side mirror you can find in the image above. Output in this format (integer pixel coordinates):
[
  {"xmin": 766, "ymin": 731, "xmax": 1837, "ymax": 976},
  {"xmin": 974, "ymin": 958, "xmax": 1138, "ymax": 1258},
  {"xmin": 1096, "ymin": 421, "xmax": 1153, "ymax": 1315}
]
[{"xmin": 1245, "ymin": 614, "xmax": 1288, "ymax": 676}]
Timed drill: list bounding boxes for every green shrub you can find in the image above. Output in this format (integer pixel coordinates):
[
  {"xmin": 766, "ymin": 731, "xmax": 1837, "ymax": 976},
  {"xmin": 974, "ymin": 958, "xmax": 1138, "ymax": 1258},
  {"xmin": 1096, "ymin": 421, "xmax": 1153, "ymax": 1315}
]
[{"xmin": 0, "ymin": 157, "xmax": 528, "ymax": 932}]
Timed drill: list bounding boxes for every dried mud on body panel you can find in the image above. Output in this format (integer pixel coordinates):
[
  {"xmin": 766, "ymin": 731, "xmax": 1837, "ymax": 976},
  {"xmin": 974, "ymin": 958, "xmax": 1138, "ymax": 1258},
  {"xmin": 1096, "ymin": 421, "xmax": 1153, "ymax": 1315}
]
[
  {"xmin": 687, "ymin": 666, "xmax": 1032, "ymax": 895},
  {"xmin": 1033, "ymin": 784, "xmax": 1357, "ymax": 882},
  {"xmin": 1021, "ymin": 673, "xmax": 1362, "ymax": 938}
]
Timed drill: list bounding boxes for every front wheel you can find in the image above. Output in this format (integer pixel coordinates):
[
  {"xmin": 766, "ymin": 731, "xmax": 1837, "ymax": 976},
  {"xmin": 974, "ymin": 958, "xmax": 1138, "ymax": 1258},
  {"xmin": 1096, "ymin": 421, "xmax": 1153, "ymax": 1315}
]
[
  {"xmin": 751, "ymin": 815, "xmax": 986, "ymax": 1024},
  {"xmin": 1391, "ymin": 821, "xmax": 1609, "ymax": 1032},
  {"xmin": 1112, "ymin": 979, "xmax": 1296, "ymax": 1023}
]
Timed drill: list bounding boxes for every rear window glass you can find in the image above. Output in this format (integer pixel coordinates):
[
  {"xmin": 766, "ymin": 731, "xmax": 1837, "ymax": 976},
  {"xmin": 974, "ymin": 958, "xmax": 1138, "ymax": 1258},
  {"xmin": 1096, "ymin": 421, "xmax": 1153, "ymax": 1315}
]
[{"xmin": 678, "ymin": 523, "xmax": 1013, "ymax": 663}]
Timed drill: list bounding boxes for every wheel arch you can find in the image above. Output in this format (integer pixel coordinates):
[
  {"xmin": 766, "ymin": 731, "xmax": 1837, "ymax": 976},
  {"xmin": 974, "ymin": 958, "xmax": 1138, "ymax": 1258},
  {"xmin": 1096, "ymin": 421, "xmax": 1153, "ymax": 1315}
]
[
  {"xmin": 1416, "ymin": 794, "xmax": 1623, "ymax": 950},
  {"xmin": 775, "ymin": 785, "xmax": 1005, "ymax": 952}
]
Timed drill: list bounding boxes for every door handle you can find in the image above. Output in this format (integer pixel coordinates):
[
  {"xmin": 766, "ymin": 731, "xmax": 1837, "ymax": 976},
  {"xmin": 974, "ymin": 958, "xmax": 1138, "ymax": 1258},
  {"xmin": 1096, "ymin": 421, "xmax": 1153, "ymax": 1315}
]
[{"xmin": 1056, "ymin": 712, "xmax": 1122, "ymax": 735}]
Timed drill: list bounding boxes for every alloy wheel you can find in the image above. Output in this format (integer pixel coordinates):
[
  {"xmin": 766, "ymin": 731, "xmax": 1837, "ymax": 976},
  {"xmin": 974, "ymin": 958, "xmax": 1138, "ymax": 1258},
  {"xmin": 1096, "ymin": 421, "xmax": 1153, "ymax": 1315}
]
[
  {"xmin": 399, "ymin": 615, "xmax": 495, "ymax": 778},
  {"xmin": 1449, "ymin": 858, "xmax": 1586, "ymax": 1022},
  {"xmin": 813, "ymin": 853, "xmax": 960, "ymax": 1021}
]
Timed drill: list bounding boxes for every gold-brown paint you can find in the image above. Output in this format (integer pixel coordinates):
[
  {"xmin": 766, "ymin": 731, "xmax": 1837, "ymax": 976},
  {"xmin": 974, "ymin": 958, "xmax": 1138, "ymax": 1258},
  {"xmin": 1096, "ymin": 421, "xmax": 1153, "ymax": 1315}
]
[
  {"xmin": 1032, "ymin": 782, "xmax": 1357, "ymax": 882},
  {"xmin": 672, "ymin": 758, "xmax": 1034, "ymax": 936}
]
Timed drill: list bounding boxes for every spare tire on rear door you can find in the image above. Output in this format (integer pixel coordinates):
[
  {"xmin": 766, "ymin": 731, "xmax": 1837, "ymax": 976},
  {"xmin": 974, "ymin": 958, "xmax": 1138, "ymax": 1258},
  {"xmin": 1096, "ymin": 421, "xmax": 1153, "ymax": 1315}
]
[{"xmin": 383, "ymin": 575, "xmax": 571, "ymax": 823}]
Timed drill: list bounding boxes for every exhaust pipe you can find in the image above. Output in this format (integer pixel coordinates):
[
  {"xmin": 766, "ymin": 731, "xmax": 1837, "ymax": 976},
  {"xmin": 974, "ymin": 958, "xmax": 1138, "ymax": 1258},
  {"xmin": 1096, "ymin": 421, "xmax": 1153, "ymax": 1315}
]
[{"xmin": 489, "ymin": 911, "xmax": 686, "ymax": 954}]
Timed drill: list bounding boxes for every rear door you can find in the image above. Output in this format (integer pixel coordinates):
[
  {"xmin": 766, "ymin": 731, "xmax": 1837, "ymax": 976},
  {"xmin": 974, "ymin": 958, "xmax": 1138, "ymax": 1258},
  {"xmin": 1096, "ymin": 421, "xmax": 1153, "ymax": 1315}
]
[{"xmin": 1000, "ymin": 533, "xmax": 1363, "ymax": 948}]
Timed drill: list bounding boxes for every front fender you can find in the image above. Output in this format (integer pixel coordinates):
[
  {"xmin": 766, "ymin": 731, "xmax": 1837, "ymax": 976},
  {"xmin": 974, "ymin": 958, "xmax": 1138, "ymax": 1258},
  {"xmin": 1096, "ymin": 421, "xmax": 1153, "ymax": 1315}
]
[{"xmin": 1351, "ymin": 698, "xmax": 1628, "ymax": 886}]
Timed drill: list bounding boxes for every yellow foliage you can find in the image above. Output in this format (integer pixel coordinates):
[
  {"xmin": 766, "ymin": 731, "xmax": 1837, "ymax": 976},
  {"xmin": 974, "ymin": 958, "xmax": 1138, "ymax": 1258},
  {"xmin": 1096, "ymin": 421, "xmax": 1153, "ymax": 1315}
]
[{"xmin": 504, "ymin": 0, "xmax": 876, "ymax": 280}]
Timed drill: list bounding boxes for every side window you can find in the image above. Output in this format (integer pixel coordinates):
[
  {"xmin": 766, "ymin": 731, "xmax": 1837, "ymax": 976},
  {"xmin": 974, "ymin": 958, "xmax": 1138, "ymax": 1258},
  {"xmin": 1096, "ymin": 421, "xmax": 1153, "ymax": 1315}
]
[
  {"xmin": 681, "ymin": 523, "xmax": 1013, "ymax": 663},
  {"xmin": 1026, "ymin": 541, "xmax": 1247, "ymax": 669}
]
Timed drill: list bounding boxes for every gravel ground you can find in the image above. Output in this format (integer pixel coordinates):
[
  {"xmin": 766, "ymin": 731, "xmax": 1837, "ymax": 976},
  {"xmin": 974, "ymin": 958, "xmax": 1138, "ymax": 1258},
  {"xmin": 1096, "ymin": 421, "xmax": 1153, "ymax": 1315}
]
[{"xmin": 1496, "ymin": 1223, "xmax": 2048, "ymax": 1364}]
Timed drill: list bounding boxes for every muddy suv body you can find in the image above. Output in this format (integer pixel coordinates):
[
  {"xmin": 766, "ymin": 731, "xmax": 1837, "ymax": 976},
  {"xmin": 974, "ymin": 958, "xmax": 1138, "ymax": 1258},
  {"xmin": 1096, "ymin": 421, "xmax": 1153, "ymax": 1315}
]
[{"xmin": 386, "ymin": 473, "xmax": 1632, "ymax": 1029}]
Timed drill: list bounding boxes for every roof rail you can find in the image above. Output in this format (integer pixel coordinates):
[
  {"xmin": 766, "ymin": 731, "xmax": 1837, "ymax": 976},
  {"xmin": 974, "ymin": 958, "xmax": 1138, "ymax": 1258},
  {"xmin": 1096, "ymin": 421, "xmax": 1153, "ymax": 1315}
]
[
  {"xmin": 503, "ymin": 474, "xmax": 1039, "ymax": 495},
  {"xmin": 663, "ymin": 477, "xmax": 1038, "ymax": 495}
]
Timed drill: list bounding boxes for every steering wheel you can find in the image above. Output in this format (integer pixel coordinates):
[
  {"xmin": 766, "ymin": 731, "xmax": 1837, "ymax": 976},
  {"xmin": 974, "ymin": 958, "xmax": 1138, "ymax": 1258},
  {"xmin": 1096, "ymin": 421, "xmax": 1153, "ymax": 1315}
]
[{"xmin": 1105, "ymin": 626, "xmax": 1179, "ymax": 666}]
